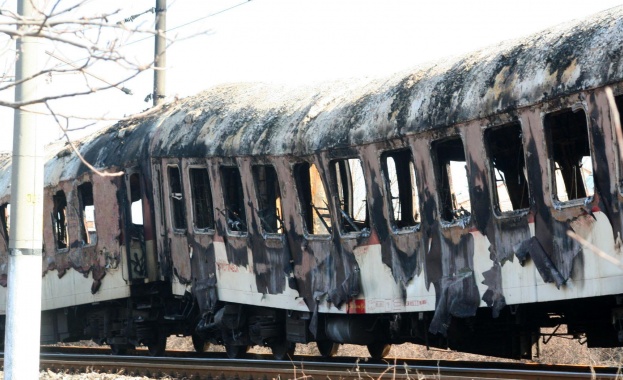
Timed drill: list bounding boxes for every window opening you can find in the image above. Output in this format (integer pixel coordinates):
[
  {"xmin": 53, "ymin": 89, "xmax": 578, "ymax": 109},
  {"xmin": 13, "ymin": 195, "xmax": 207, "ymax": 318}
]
[
  {"xmin": 545, "ymin": 108, "xmax": 593, "ymax": 202},
  {"xmin": 129, "ymin": 173, "xmax": 143, "ymax": 226},
  {"xmin": 253, "ymin": 165, "xmax": 284, "ymax": 234},
  {"xmin": 168, "ymin": 165, "xmax": 187, "ymax": 230},
  {"xmin": 433, "ymin": 137, "xmax": 471, "ymax": 223},
  {"xmin": 381, "ymin": 149, "xmax": 420, "ymax": 228},
  {"xmin": 189, "ymin": 168, "xmax": 215, "ymax": 230},
  {"xmin": 52, "ymin": 190, "xmax": 68, "ymax": 249},
  {"xmin": 78, "ymin": 182, "xmax": 97, "ymax": 245},
  {"xmin": 0, "ymin": 203, "xmax": 9, "ymax": 244},
  {"xmin": 485, "ymin": 123, "xmax": 530, "ymax": 213},
  {"xmin": 332, "ymin": 158, "xmax": 369, "ymax": 233},
  {"xmin": 294, "ymin": 162, "xmax": 332, "ymax": 235},
  {"xmin": 220, "ymin": 166, "xmax": 247, "ymax": 232}
]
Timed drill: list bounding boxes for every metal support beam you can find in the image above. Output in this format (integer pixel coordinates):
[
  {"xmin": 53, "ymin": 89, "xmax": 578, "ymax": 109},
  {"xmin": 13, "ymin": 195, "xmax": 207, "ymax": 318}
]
[
  {"xmin": 153, "ymin": 0, "xmax": 166, "ymax": 106},
  {"xmin": 4, "ymin": 0, "xmax": 44, "ymax": 378}
]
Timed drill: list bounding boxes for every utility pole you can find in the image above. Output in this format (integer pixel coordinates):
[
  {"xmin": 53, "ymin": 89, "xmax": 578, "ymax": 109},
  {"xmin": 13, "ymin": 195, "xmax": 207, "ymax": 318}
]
[
  {"xmin": 5, "ymin": 0, "xmax": 44, "ymax": 378},
  {"xmin": 153, "ymin": 0, "xmax": 166, "ymax": 106}
]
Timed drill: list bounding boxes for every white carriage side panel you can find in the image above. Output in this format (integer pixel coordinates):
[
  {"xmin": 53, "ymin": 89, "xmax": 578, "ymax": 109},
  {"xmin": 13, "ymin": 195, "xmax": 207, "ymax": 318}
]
[
  {"xmin": 500, "ymin": 212, "xmax": 623, "ymax": 305},
  {"xmin": 348, "ymin": 243, "xmax": 436, "ymax": 314},
  {"xmin": 41, "ymin": 257, "xmax": 129, "ymax": 311},
  {"xmin": 337, "ymin": 212, "xmax": 623, "ymax": 315},
  {"xmin": 213, "ymin": 241, "xmax": 308, "ymax": 311}
]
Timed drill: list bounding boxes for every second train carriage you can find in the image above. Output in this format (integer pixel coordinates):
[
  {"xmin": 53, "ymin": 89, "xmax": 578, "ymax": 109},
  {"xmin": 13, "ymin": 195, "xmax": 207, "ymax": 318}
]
[{"xmin": 0, "ymin": 6, "xmax": 623, "ymax": 359}]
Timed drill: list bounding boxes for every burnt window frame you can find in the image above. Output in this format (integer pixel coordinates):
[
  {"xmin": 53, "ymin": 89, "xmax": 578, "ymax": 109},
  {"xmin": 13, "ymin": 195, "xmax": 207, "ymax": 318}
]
[
  {"xmin": 431, "ymin": 135, "xmax": 472, "ymax": 224},
  {"xmin": 77, "ymin": 181, "xmax": 97, "ymax": 246},
  {"xmin": 543, "ymin": 105, "xmax": 594, "ymax": 206},
  {"xmin": 128, "ymin": 172, "xmax": 144, "ymax": 226},
  {"xmin": 252, "ymin": 164, "xmax": 285, "ymax": 236},
  {"xmin": 188, "ymin": 166, "xmax": 215, "ymax": 233},
  {"xmin": 484, "ymin": 121, "xmax": 530, "ymax": 216},
  {"xmin": 220, "ymin": 165, "xmax": 248, "ymax": 234},
  {"xmin": 380, "ymin": 148, "xmax": 421, "ymax": 231},
  {"xmin": 167, "ymin": 164, "xmax": 187, "ymax": 231},
  {"xmin": 293, "ymin": 161, "xmax": 332, "ymax": 237},
  {"xmin": 329, "ymin": 156, "xmax": 370, "ymax": 236},
  {"xmin": 52, "ymin": 189, "xmax": 69, "ymax": 251}
]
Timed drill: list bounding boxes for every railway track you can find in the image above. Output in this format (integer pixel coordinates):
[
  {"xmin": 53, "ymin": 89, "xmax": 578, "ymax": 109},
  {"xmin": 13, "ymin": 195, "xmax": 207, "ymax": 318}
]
[{"xmin": 11, "ymin": 348, "xmax": 623, "ymax": 379}]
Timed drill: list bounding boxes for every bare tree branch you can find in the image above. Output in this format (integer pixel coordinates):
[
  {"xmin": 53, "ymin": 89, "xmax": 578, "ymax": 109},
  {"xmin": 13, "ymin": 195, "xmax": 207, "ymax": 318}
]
[{"xmin": 44, "ymin": 101, "xmax": 124, "ymax": 177}]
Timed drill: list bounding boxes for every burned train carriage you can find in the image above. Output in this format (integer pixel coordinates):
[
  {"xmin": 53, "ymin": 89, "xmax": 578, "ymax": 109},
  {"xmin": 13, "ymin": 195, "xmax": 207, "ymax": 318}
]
[{"xmin": 1, "ymin": 6, "xmax": 623, "ymax": 360}]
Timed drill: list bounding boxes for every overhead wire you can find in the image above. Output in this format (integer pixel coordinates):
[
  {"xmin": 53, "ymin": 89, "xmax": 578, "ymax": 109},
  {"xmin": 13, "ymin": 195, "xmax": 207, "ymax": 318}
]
[
  {"xmin": 47, "ymin": 0, "xmax": 254, "ymax": 71},
  {"xmin": 125, "ymin": 0, "xmax": 253, "ymax": 46}
]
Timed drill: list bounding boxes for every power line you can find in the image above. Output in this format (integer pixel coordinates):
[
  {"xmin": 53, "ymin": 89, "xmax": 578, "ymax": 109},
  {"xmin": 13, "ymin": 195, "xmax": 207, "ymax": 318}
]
[
  {"xmin": 126, "ymin": 0, "xmax": 252, "ymax": 46},
  {"xmin": 117, "ymin": 7, "xmax": 157, "ymax": 25},
  {"xmin": 169, "ymin": 0, "xmax": 251, "ymax": 32},
  {"xmin": 45, "ymin": 50, "xmax": 133, "ymax": 95}
]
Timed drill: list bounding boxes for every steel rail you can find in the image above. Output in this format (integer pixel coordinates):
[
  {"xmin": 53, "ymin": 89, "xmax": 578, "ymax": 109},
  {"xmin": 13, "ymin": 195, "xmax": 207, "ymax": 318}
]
[{"xmin": 8, "ymin": 351, "xmax": 620, "ymax": 380}]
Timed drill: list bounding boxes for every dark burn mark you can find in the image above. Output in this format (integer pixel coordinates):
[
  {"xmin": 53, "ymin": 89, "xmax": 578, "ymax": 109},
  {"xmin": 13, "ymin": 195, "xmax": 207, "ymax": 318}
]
[
  {"xmin": 428, "ymin": 228, "xmax": 480, "ymax": 335},
  {"xmin": 588, "ymin": 92, "xmax": 623, "ymax": 240},
  {"xmin": 516, "ymin": 237, "xmax": 565, "ymax": 288},
  {"xmin": 481, "ymin": 263, "xmax": 506, "ymax": 318},
  {"xmin": 190, "ymin": 239, "xmax": 218, "ymax": 314}
]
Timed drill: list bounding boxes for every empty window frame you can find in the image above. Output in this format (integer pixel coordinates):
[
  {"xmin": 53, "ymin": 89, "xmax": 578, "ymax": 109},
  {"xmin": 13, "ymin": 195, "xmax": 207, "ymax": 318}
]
[
  {"xmin": 485, "ymin": 123, "xmax": 530, "ymax": 213},
  {"xmin": 168, "ymin": 165, "xmax": 187, "ymax": 230},
  {"xmin": 381, "ymin": 149, "xmax": 420, "ymax": 228},
  {"xmin": 545, "ymin": 108, "xmax": 593, "ymax": 202},
  {"xmin": 52, "ymin": 190, "xmax": 68, "ymax": 250},
  {"xmin": 220, "ymin": 166, "xmax": 247, "ymax": 233},
  {"xmin": 253, "ymin": 165, "xmax": 284, "ymax": 234},
  {"xmin": 189, "ymin": 168, "xmax": 215, "ymax": 231},
  {"xmin": 78, "ymin": 182, "xmax": 97, "ymax": 245},
  {"xmin": 331, "ymin": 158, "xmax": 369, "ymax": 233},
  {"xmin": 294, "ymin": 162, "xmax": 332, "ymax": 235},
  {"xmin": 129, "ymin": 173, "xmax": 143, "ymax": 226},
  {"xmin": 433, "ymin": 137, "xmax": 471, "ymax": 223}
]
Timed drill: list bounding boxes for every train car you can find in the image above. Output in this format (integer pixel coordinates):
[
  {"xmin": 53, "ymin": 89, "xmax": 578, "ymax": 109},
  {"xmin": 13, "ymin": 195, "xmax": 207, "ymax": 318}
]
[{"xmin": 1, "ymin": 6, "xmax": 623, "ymax": 360}]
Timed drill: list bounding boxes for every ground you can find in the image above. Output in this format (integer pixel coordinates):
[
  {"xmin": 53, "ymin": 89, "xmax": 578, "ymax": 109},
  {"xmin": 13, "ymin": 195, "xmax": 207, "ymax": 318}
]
[{"xmin": 3, "ymin": 326, "xmax": 622, "ymax": 379}]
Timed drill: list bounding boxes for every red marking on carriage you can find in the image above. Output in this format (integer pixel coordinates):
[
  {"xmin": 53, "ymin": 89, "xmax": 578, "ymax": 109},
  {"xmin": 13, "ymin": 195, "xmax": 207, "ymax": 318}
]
[
  {"xmin": 592, "ymin": 205, "xmax": 601, "ymax": 213},
  {"xmin": 347, "ymin": 299, "xmax": 366, "ymax": 314},
  {"xmin": 406, "ymin": 299, "xmax": 428, "ymax": 307}
]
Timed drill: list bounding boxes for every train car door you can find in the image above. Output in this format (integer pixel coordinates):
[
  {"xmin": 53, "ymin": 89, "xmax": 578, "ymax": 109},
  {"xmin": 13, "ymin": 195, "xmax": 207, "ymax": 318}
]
[
  {"xmin": 124, "ymin": 169, "xmax": 158, "ymax": 282},
  {"xmin": 162, "ymin": 160, "xmax": 192, "ymax": 287}
]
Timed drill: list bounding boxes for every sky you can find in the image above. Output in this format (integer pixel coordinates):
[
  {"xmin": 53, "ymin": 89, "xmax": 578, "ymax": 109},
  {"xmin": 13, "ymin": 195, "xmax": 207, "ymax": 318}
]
[{"xmin": 1, "ymin": 0, "xmax": 623, "ymax": 152}]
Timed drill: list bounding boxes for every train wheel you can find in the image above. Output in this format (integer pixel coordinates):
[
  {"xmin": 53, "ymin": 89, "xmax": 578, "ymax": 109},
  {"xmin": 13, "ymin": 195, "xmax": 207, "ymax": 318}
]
[
  {"xmin": 316, "ymin": 340, "xmax": 339, "ymax": 358},
  {"xmin": 110, "ymin": 344, "xmax": 129, "ymax": 355},
  {"xmin": 367, "ymin": 342, "xmax": 391, "ymax": 359},
  {"xmin": 225, "ymin": 343, "xmax": 248, "ymax": 359},
  {"xmin": 147, "ymin": 332, "xmax": 167, "ymax": 357},
  {"xmin": 192, "ymin": 333, "xmax": 209, "ymax": 353},
  {"xmin": 271, "ymin": 340, "xmax": 295, "ymax": 360}
]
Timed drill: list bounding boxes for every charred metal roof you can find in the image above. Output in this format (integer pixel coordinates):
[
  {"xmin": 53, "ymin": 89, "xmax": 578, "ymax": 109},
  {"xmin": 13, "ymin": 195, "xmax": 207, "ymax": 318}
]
[
  {"xmin": 1, "ymin": 5, "xmax": 622, "ymax": 192},
  {"xmin": 149, "ymin": 5, "xmax": 623, "ymax": 157}
]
